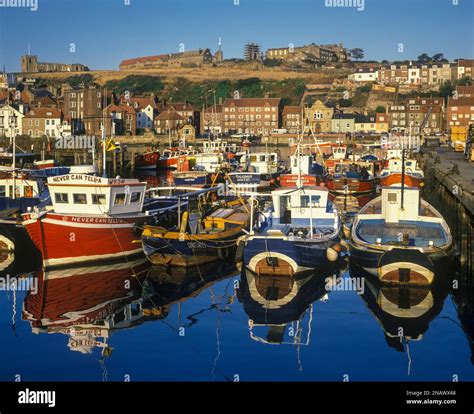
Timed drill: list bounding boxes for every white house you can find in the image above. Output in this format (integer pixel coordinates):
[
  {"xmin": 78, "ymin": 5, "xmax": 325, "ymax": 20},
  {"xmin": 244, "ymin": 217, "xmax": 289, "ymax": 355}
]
[
  {"xmin": 408, "ymin": 67, "xmax": 421, "ymax": 86},
  {"xmin": 0, "ymin": 104, "xmax": 25, "ymax": 137},
  {"xmin": 121, "ymin": 96, "xmax": 157, "ymax": 130},
  {"xmin": 349, "ymin": 68, "xmax": 378, "ymax": 82}
]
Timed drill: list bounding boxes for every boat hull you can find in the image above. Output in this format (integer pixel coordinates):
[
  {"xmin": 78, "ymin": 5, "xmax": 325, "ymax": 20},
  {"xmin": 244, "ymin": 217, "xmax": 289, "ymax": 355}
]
[
  {"xmin": 242, "ymin": 237, "xmax": 340, "ymax": 276},
  {"xmin": 380, "ymin": 173, "xmax": 424, "ymax": 188},
  {"xmin": 142, "ymin": 235, "xmax": 238, "ymax": 267},
  {"xmin": 134, "ymin": 152, "xmax": 160, "ymax": 171},
  {"xmin": 22, "ymin": 212, "xmax": 149, "ymax": 268},
  {"xmin": 326, "ymin": 177, "xmax": 377, "ymax": 195},
  {"xmin": 349, "ymin": 244, "xmax": 453, "ymax": 285}
]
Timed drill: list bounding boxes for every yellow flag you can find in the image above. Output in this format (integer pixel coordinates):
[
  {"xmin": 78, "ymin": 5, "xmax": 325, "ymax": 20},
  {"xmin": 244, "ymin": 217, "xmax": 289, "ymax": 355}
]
[{"xmin": 106, "ymin": 138, "xmax": 116, "ymax": 152}]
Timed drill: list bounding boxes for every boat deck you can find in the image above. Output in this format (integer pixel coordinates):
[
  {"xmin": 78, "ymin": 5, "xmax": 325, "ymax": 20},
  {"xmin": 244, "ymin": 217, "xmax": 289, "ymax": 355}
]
[{"xmin": 356, "ymin": 219, "xmax": 448, "ymax": 247}]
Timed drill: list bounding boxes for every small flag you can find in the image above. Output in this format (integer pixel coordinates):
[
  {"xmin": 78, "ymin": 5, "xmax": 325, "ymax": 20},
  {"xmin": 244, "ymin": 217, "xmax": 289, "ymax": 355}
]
[{"xmin": 106, "ymin": 138, "xmax": 116, "ymax": 152}]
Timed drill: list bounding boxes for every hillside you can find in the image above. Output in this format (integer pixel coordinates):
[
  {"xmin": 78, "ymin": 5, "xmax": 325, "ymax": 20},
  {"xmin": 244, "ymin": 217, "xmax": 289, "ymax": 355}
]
[{"xmin": 28, "ymin": 66, "xmax": 350, "ymax": 108}]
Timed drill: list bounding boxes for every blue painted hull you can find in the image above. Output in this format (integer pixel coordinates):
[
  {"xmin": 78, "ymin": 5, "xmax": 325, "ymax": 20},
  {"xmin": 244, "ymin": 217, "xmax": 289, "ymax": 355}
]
[{"xmin": 243, "ymin": 236, "xmax": 340, "ymax": 274}]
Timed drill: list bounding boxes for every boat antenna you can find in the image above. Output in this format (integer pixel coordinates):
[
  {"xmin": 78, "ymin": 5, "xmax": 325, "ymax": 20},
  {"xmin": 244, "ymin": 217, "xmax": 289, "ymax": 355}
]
[{"xmin": 401, "ymin": 146, "xmax": 406, "ymax": 211}]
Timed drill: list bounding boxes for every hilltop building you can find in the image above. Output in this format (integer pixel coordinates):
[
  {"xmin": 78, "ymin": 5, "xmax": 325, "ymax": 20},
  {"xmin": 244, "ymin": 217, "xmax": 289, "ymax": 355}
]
[
  {"xmin": 244, "ymin": 43, "xmax": 262, "ymax": 61},
  {"xmin": 21, "ymin": 55, "xmax": 88, "ymax": 73},
  {"xmin": 119, "ymin": 48, "xmax": 216, "ymax": 70}
]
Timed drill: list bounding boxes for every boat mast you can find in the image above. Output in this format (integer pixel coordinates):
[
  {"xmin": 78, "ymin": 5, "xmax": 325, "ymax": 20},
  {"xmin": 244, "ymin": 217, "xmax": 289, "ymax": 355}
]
[
  {"xmin": 102, "ymin": 87, "xmax": 107, "ymax": 178},
  {"xmin": 401, "ymin": 146, "xmax": 406, "ymax": 211},
  {"xmin": 11, "ymin": 114, "xmax": 16, "ymax": 200}
]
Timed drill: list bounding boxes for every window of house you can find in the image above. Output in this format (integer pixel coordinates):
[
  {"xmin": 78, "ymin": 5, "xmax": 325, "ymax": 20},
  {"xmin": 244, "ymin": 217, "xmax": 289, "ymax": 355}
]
[
  {"xmin": 55, "ymin": 193, "xmax": 69, "ymax": 203},
  {"xmin": 73, "ymin": 194, "xmax": 87, "ymax": 204},
  {"xmin": 92, "ymin": 194, "xmax": 106, "ymax": 205}
]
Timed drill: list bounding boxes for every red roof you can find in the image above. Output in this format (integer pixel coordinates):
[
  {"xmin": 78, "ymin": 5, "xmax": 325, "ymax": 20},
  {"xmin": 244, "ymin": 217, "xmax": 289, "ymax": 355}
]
[
  {"xmin": 155, "ymin": 110, "xmax": 184, "ymax": 121},
  {"xmin": 24, "ymin": 108, "xmax": 62, "ymax": 118},
  {"xmin": 282, "ymin": 105, "xmax": 302, "ymax": 115},
  {"xmin": 120, "ymin": 55, "xmax": 168, "ymax": 68}
]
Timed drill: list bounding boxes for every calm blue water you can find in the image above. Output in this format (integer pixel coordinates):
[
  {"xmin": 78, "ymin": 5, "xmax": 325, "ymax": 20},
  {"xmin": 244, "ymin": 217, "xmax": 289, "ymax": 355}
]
[{"xmin": 0, "ymin": 256, "xmax": 472, "ymax": 382}]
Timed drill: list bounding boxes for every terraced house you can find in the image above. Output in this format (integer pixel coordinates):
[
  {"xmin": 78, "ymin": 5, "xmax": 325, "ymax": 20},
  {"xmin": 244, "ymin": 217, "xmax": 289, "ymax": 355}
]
[
  {"xmin": 282, "ymin": 105, "xmax": 303, "ymax": 133},
  {"xmin": 222, "ymin": 97, "xmax": 281, "ymax": 135},
  {"xmin": 388, "ymin": 97, "xmax": 444, "ymax": 134},
  {"xmin": 22, "ymin": 107, "xmax": 62, "ymax": 138}
]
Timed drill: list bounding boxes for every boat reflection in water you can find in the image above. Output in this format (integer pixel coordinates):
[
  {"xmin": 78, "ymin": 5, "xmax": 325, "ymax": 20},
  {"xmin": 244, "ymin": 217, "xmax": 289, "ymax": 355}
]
[
  {"xmin": 237, "ymin": 260, "xmax": 346, "ymax": 348},
  {"xmin": 22, "ymin": 258, "xmax": 151, "ymax": 355},
  {"xmin": 351, "ymin": 265, "xmax": 450, "ymax": 374},
  {"xmin": 141, "ymin": 261, "xmax": 238, "ymax": 320}
]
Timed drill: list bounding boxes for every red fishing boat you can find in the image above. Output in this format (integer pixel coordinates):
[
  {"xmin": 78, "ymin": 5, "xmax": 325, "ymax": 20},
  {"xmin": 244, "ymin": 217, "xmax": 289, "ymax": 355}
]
[
  {"xmin": 134, "ymin": 150, "xmax": 160, "ymax": 171},
  {"xmin": 156, "ymin": 148, "xmax": 199, "ymax": 170},
  {"xmin": 22, "ymin": 173, "xmax": 150, "ymax": 268},
  {"xmin": 380, "ymin": 157, "xmax": 424, "ymax": 188},
  {"xmin": 326, "ymin": 160, "xmax": 378, "ymax": 195}
]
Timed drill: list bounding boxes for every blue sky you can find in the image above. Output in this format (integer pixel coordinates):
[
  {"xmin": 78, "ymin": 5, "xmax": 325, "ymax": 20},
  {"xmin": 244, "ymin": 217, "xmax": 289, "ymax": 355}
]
[{"xmin": 0, "ymin": 0, "xmax": 473, "ymax": 72}]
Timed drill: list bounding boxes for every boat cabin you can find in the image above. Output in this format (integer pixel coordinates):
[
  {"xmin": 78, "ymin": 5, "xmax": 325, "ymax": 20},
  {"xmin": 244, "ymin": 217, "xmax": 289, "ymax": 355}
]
[
  {"xmin": 0, "ymin": 174, "xmax": 46, "ymax": 199},
  {"xmin": 47, "ymin": 174, "xmax": 146, "ymax": 216},
  {"xmin": 240, "ymin": 152, "xmax": 280, "ymax": 174},
  {"xmin": 260, "ymin": 187, "xmax": 338, "ymax": 239},
  {"xmin": 163, "ymin": 148, "xmax": 199, "ymax": 159},
  {"xmin": 334, "ymin": 161, "xmax": 375, "ymax": 178},
  {"xmin": 381, "ymin": 158, "xmax": 423, "ymax": 178},
  {"xmin": 331, "ymin": 146, "xmax": 347, "ymax": 160},
  {"xmin": 194, "ymin": 153, "xmax": 223, "ymax": 172}
]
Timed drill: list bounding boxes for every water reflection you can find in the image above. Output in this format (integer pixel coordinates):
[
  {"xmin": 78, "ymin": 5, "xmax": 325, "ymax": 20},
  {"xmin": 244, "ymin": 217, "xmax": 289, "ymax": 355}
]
[
  {"xmin": 237, "ymin": 261, "xmax": 345, "ymax": 346},
  {"xmin": 141, "ymin": 261, "xmax": 238, "ymax": 323},
  {"xmin": 22, "ymin": 259, "xmax": 150, "ymax": 354},
  {"xmin": 351, "ymin": 266, "xmax": 451, "ymax": 374}
]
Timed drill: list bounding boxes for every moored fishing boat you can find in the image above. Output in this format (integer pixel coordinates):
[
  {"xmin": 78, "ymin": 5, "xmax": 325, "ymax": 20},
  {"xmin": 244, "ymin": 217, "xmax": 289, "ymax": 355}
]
[
  {"xmin": 227, "ymin": 152, "xmax": 284, "ymax": 195},
  {"xmin": 238, "ymin": 186, "xmax": 342, "ymax": 276},
  {"xmin": 349, "ymin": 186, "xmax": 454, "ymax": 285},
  {"xmin": 141, "ymin": 198, "xmax": 250, "ymax": 267},
  {"xmin": 326, "ymin": 159, "xmax": 378, "ymax": 195},
  {"xmin": 22, "ymin": 173, "xmax": 150, "ymax": 268},
  {"xmin": 279, "ymin": 146, "xmax": 326, "ymax": 188},
  {"xmin": 134, "ymin": 149, "xmax": 160, "ymax": 171},
  {"xmin": 156, "ymin": 148, "xmax": 199, "ymax": 170},
  {"xmin": 379, "ymin": 151, "xmax": 424, "ymax": 188}
]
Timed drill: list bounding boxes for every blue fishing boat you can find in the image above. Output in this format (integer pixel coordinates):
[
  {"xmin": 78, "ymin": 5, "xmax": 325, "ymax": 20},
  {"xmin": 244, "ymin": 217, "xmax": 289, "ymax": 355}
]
[
  {"xmin": 238, "ymin": 186, "xmax": 342, "ymax": 276},
  {"xmin": 350, "ymin": 186, "xmax": 454, "ymax": 285},
  {"xmin": 227, "ymin": 152, "xmax": 284, "ymax": 195}
]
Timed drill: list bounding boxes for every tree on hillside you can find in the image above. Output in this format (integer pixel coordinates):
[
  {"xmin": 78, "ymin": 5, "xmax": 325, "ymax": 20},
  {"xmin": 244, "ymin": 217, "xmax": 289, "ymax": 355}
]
[
  {"xmin": 350, "ymin": 48, "xmax": 365, "ymax": 61},
  {"xmin": 457, "ymin": 77, "xmax": 473, "ymax": 86},
  {"xmin": 439, "ymin": 80, "xmax": 455, "ymax": 103},
  {"xmin": 375, "ymin": 106, "xmax": 386, "ymax": 113},
  {"xmin": 432, "ymin": 53, "xmax": 444, "ymax": 62},
  {"xmin": 417, "ymin": 53, "xmax": 431, "ymax": 63}
]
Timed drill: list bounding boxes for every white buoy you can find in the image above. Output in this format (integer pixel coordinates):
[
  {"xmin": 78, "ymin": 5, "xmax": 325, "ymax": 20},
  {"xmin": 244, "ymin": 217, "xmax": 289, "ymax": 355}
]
[{"xmin": 326, "ymin": 247, "xmax": 338, "ymax": 262}]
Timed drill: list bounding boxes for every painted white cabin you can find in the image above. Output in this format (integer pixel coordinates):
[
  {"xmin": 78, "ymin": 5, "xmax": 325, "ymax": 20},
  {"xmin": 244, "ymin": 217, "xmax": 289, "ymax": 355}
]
[{"xmin": 47, "ymin": 174, "xmax": 146, "ymax": 216}]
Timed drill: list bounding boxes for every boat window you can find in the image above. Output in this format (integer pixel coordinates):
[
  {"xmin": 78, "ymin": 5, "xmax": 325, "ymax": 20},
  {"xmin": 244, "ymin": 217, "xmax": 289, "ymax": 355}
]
[
  {"xmin": 0, "ymin": 185, "xmax": 5, "ymax": 197},
  {"xmin": 24, "ymin": 186, "xmax": 34, "ymax": 197},
  {"xmin": 55, "ymin": 193, "xmax": 69, "ymax": 203},
  {"xmin": 114, "ymin": 193, "xmax": 127, "ymax": 205},
  {"xmin": 388, "ymin": 193, "xmax": 397, "ymax": 202},
  {"xmin": 311, "ymin": 195, "xmax": 321, "ymax": 206},
  {"xmin": 130, "ymin": 192, "xmax": 142, "ymax": 203},
  {"xmin": 92, "ymin": 194, "xmax": 107, "ymax": 205},
  {"xmin": 300, "ymin": 196, "xmax": 310, "ymax": 207},
  {"xmin": 73, "ymin": 194, "xmax": 87, "ymax": 204}
]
